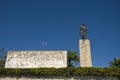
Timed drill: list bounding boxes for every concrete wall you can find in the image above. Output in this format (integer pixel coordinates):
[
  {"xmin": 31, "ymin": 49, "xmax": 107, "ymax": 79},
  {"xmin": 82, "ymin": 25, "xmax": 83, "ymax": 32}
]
[
  {"xmin": 0, "ymin": 76, "xmax": 119, "ymax": 80},
  {"xmin": 5, "ymin": 51, "xmax": 67, "ymax": 68}
]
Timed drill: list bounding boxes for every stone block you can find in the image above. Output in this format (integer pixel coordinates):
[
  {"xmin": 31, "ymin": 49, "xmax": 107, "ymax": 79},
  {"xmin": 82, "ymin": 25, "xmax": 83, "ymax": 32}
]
[{"xmin": 5, "ymin": 51, "xmax": 67, "ymax": 68}]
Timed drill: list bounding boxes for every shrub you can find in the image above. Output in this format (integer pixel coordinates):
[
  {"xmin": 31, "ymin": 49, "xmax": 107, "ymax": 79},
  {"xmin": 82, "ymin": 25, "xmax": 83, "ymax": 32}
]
[{"xmin": 0, "ymin": 67, "xmax": 119, "ymax": 77}]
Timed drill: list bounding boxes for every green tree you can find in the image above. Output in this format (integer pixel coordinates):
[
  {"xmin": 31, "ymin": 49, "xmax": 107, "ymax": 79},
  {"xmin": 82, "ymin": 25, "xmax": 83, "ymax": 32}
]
[
  {"xmin": 67, "ymin": 50, "xmax": 79, "ymax": 67},
  {"xmin": 109, "ymin": 58, "xmax": 120, "ymax": 68},
  {"xmin": 0, "ymin": 48, "xmax": 6, "ymax": 68},
  {"xmin": 0, "ymin": 60, "xmax": 5, "ymax": 68}
]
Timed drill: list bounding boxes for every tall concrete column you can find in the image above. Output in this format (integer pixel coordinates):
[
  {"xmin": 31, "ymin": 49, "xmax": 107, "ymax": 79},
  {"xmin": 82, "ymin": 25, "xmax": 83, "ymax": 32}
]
[{"xmin": 79, "ymin": 39, "xmax": 92, "ymax": 67}]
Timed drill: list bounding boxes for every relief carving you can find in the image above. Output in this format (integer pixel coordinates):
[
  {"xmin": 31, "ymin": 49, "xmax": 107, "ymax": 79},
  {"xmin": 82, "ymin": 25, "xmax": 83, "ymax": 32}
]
[{"xmin": 5, "ymin": 51, "xmax": 67, "ymax": 68}]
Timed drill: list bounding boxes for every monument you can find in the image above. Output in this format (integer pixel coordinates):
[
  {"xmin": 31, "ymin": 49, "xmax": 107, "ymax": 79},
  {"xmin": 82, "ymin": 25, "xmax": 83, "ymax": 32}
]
[
  {"xmin": 5, "ymin": 51, "xmax": 67, "ymax": 68},
  {"xmin": 79, "ymin": 24, "xmax": 92, "ymax": 67}
]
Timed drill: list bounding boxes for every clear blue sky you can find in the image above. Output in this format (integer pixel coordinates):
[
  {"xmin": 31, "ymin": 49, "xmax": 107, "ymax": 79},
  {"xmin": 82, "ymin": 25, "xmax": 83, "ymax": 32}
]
[{"xmin": 0, "ymin": 0, "xmax": 120, "ymax": 67}]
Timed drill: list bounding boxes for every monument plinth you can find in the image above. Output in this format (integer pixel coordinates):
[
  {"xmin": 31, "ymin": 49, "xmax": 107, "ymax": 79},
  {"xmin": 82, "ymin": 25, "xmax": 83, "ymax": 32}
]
[{"xmin": 79, "ymin": 39, "xmax": 92, "ymax": 67}]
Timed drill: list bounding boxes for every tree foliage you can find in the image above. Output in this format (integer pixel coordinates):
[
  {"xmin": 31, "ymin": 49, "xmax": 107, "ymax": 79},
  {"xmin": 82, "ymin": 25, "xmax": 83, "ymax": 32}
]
[
  {"xmin": 0, "ymin": 48, "xmax": 7, "ymax": 68},
  {"xmin": 67, "ymin": 50, "xmax": 79, "ymax": 67},
  {"xmin": 109, "ymin": 58, "xmax": 120, "ymax": 68},
  {"xmin": 0, "ymin": 60, "xmax": 5, "ymax": 68}
]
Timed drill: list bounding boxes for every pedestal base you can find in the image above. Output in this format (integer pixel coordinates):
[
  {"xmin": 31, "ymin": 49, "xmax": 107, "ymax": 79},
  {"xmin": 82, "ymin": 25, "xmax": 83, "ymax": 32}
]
[{"xmin": 79, "ymin": 39, "xmax": 92, "ymax": 67}]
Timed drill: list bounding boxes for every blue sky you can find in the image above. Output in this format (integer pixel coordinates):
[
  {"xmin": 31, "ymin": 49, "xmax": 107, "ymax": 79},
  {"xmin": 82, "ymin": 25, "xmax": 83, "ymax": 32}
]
[{"xmin": 0, "ymin": 0, "xmax": 120, "ymax": 67}]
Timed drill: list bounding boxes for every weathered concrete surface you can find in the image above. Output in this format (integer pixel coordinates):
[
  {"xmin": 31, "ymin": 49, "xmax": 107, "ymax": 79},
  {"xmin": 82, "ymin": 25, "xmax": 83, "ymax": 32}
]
[
  {"xmin": 79, "ymin": 39, "xmax": 92, "ymax": 67},
  {"xmin": 5, "ymin": 51, "xmax": 67, "ymax": 68},
  {"xmin": 0, "ymin": 76, "xmax": 119, "ymax": 80}
]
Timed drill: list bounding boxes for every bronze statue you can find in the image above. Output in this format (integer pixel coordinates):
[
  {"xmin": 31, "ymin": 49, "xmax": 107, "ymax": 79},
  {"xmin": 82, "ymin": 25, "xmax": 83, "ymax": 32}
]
[{"xmin": 80, "ymin": 24, "xmax": 87, "ymax": 39}]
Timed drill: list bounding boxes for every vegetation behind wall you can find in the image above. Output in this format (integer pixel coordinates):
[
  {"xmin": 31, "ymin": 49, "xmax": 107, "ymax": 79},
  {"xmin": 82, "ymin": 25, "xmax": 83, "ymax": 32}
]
[{"xmin": 0, "ymin": 67, "xmax": 120, "ymax": 77}]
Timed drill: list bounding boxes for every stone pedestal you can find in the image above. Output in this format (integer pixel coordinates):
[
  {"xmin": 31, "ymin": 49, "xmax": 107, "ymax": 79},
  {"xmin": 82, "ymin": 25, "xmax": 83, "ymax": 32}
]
[{"xmin": 79, "ymin": 39, "xmax": 92, "ymax": 67}]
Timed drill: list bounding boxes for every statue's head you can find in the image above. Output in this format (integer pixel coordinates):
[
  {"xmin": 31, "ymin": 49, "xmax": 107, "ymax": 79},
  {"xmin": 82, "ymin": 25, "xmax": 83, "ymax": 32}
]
[{"xmin": 80, "ymin": 24, "xmax": 86, "ymax": 29}]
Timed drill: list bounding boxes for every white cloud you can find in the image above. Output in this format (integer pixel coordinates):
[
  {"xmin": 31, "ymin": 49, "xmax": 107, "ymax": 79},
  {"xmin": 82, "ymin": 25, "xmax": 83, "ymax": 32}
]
[{"xmin": 41, "ymin": 41, "xmax": 47, "ymax": 46}]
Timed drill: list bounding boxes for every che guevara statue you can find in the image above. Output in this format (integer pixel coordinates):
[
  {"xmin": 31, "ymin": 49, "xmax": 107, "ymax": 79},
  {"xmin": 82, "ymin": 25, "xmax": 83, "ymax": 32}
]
[{"xmin": 80, "ymin": 24, "xmax": 87, "ymax": 39}]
